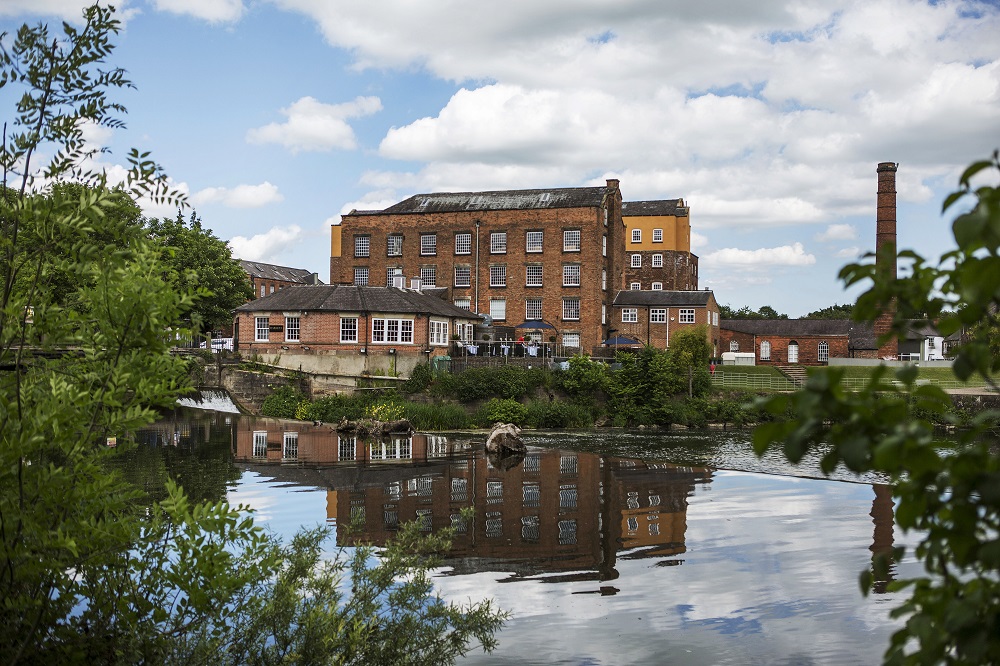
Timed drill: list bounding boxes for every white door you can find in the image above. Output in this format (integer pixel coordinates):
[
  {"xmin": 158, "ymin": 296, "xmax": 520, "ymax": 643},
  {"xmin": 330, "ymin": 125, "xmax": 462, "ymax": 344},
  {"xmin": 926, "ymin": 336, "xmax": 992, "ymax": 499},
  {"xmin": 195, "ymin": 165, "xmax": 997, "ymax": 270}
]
[{"xmin": 788, "ymin": 342, "xmax": 799, "ymax": 364}]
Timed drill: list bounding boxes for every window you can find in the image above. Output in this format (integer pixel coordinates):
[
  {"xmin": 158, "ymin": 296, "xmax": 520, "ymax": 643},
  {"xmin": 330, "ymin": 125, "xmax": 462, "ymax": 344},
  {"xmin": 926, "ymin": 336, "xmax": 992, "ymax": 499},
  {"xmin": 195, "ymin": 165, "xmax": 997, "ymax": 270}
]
[
  {"xmin": 456, "ymin": 322, "xmax": 474, "ymax": 342},
  {"xmin": 270, "ymin": 285, "xmax": 274, "ymax": 294},
  {"xmin": 602, "ymin": 235, "xmax": 607, "ymax": 257},
  {"xmin": 526, "ymin": 230, "xmax": 543, "ymax": 253},
  {"xmin": 285, "ymin": 316, "xmax": 300, "ymax": 342},
  {"xmin": 562, "ymin": 297, "xmax": 580, "ymax": 320},
  {"xmin": 419, "ymin": 265, "xmax": 436, "ymax": 287},
  {"xmin": 387, "ymin": 233, "xmax": 403, "ymax": 256},
  {"xmin": 601, "ymin": 269, "xmax": 607, "ymax": 290},
  {"xmin": 562, "ymin": 264, "xmax": 580, "ymax": 287},
  {"xmin": 454, "ymin": 266, "xmax": 471, "ymax": 287},
  {"xmin": 490, "ymin": 264, "xmax": 507, "ymax": 287},
  {"xmin": 490, "ymin": 231, "xmax": 507, "ymax": 254},
  {"xmin": 760, "ymin": 340, "xmax": 771, "ymax": 360},
  {"xmin": 630, "ymin": 254, "xmax": 642, "ymax": 268},
  {"xmin": 260, "ymin": 284, "xmax": 266, "ymax": 298},
  {"xmin": 455, "ymin": 232, "xmax": 471, "ymax": 255},
  {"xmin": 651, "ymin": 282, "xmax": 663, "ymax": 290},
  {"xmin": 454, "ymin": 298, "xmax": 471, "ymax": 310},
  {"xmin": 679, "ymin": 309, "xmax": 695, "ymax": 324},
  {"xmin": 283, "ymin": 431, "xmax": 298, "ymax": 459},
  {"xmin": 652, "ymin": 254, "xmax": 663, "ymax": 267},
  {"xmin": 818, "ymin": 340, "xmax": 830, "ymax": 362},
  {"xmin": 730, "ymin": 340, "xmax": 739, "ymax": 352},
  {"xmin": 490, "ymin": 298, "xmax": 506, "ymax": 321},
  {"xmin": 354, "ymin": 267, "xmax": 369, "ymax": 286},
  {"xmin": 650, "ymin": 308, "xmax": 666, "ymax": 323},
  {"xmin": 602, "ymin": 303, "xmax": 606, "ymax": 324},
  {"xmin": 354, "ymin": 235, "xmax": 370, "ymax": 257},
  {"xmin": 255, "ymin": 316, "xmax": 269, "ymax": 341},
  {"xmin": 622, "ymin": 308, "xmax": 637, "ymax": 323},
  {"xmin": 526, "ymin": 264, "xmax": 543, "ymax": 287},
  {"xmin": 525, "ymin": 298, "xmax": 542, "ymax": 321},
  {"xmin": 563, "ymin": 229, "xmax": 581, "ymax": 252},
  {"xmin": 387, "ymin": 267, "xmax": 403, "ymax": 287},
  {"xmin": 252, "ymin": 431, "xmax": 267, "ymax": 458},
  {"xmin": 631, "ymin": 229, "xmax": 641, "ymax": 243},
  {"xmin": 340, "ymin": 317, "xmax": 358, "ymax": 343},
  {"xmin": 339, "ymin": 436, "xmax": 356, "ymax": 461},
  {"xmin": 429, "ymin": 320, "xmax": 449, "ymax": 345},
  {"xmin": 562, "ymin": 332, "xmax": 580, "ymax": 348},
  {"xmin": 420, "ymin": 234, "xmax": 437, "ymax": 255},
  {"xmin": 630, "ymin": 282, "xmax": 641, "ymax": 290},
  {"xmin": 372, "ymin": 318, "xmax": 414, "ymax": 343},
  {"xmin": 653, "ymin": 228, "xmax": 663, "ymax": 243},
  {"xmin": 713, "ymin": 311, "xmax": 719, "ymax": 326}
]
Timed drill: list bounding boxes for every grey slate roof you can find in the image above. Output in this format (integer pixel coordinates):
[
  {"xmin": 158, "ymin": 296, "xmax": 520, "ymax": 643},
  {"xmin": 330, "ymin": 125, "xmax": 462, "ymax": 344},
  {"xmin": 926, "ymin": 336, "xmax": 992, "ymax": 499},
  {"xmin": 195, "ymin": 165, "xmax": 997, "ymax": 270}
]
[
  {"xmin": 240, "ymin": 260, "xmax": 320, "ymax": 284},
  {"xmin": 721, "ymin": 319, "xmax": 877, "ymax": 350},
  {"xmin": 621, "ymin": 200, "xmax": 685, "ymax": 216},
  {"xmin": 348, "ymin": 186, "xmax": 609, "ymax": 216},
  {"xmin": 613, "ymin": 290, "xmax": 714, "ymax": 307},
  {"xmin": 234, "ymin": 285, "xmax": 482, "ymax": 321}
]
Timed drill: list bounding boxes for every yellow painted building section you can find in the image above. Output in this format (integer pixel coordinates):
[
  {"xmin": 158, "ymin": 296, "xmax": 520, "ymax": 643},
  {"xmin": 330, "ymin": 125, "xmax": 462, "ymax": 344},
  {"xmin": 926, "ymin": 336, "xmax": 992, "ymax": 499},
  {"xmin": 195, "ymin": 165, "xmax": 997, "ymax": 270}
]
[
  {"xmin": 330, "ymin": 224, "xmax": 342, "ymax": 258},
  {"xmin": 623, "ymin": 213, "xmax": 690, "ymax": 252}
]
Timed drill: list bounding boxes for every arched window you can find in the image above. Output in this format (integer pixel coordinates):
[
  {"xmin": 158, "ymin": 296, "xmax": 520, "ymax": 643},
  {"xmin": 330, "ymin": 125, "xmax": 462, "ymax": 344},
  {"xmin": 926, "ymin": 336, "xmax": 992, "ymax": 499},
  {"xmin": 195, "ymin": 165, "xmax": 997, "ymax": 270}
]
[
  {"xmin": 730, "ymin": 340, "xmax": 739, "ymax": 352},
  {"xmin": 788, "ymin": 341, "xmax": 799, "ymax": 364},
  {"xmin": 760, "ymin": 340, "xmax": 771, "ymax": 360},
  {"xmin": 818, "ymin": 340, "xmax": 829, "ymax": 362}
]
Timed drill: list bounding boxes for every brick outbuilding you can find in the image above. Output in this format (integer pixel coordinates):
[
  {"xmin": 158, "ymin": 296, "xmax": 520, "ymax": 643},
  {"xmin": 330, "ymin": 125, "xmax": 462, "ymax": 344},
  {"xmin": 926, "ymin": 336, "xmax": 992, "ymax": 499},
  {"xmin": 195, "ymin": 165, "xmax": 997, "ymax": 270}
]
[
  {"xmin": 611, "ymin": 290, "xmax": 720, "ymax": 354},
  {"xmin": 719, "ymin": 320, "xmax": 877, "ymax": 365}
]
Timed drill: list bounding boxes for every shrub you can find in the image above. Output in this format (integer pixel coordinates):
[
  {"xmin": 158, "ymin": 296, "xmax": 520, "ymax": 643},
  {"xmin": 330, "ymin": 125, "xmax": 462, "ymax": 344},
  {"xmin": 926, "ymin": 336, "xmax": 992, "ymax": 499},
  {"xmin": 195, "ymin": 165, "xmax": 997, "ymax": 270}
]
[
  {"xmin": 402, "ymin": 363, "xmax": 433, "ymax": 394},
  {"xmin": 404, "ymin": 402, "xmax": 474, "ymax": 430},
  {"xmin": 261, "ymin": 386, "xmax": 306, "ymax": 419},
  {"xmin": 481, "ymin": 398, "xmax": 528, "ymax": 425}
]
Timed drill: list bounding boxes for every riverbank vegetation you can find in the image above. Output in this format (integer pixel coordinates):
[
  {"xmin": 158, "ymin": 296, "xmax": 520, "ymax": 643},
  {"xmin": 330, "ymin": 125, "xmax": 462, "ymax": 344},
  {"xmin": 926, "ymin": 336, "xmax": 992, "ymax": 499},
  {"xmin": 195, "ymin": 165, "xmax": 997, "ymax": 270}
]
[{"xmin": 0, "ymin": 8, "xmax": 504, "ymax": 663}]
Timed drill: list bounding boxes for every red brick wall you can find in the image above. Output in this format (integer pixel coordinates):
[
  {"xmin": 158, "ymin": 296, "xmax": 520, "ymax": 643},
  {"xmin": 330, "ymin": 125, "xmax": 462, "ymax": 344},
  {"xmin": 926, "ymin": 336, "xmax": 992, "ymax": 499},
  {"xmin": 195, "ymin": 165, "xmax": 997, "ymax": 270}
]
[
  {"xmin": 624, "ymin": 250, "xmax": 699, "ymax": 290},
  {"xmin": 717, "ymin": 329, "xmax": 851, "ymax": 365},
  {"xmin": 610, "ymin": 297, "xmax": 720, "ymax": 355},
  {"xmin": 332, "ymin": 183, "xmax": 623, "ymax": 352}
]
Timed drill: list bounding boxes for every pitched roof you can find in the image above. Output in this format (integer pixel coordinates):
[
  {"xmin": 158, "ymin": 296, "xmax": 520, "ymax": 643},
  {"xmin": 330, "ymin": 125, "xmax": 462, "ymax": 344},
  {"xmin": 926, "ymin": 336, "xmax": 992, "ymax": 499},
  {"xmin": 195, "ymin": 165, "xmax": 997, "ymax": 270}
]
[
  {"xmin": 234, "ymin": 285, "xmax": 482, "ymax": 320},
  {"xmin": 621, "ymin": 199, "xmax": 686, "ymax": 216},
  {"xmin": 613, "ymin": 290, "xmax": 715, "ymax": 307},
  {"xmin": 721, "ymin": 319, "xmax": 877, "ymax": 349},
  {"xmin": 240, "ymin": 260, "xmax": 320, "ymax": 284},
  {"xmin": 347, "ymin": 185, "xmax": 609, "ymax": 216}
]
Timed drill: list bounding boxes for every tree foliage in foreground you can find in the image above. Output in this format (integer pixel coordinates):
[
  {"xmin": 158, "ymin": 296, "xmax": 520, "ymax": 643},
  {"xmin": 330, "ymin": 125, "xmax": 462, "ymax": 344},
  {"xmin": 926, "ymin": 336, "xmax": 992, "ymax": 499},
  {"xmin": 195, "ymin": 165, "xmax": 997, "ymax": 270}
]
[
  {"xmin": 754, "ymin": 153, "xmax": 1000, "ymax": 664},
  {"xmin": 0, "ymin": 6, "xmax": 504, "ymax": 664}
]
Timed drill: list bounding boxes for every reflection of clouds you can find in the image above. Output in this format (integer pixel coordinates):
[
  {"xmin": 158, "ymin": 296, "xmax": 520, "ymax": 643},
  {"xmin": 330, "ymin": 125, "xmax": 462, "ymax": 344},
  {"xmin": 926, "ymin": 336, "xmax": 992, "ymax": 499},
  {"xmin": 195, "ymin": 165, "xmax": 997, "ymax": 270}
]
[{"xmin": 432, "ymin": 470, "xmax": 915, "ymax": 665}]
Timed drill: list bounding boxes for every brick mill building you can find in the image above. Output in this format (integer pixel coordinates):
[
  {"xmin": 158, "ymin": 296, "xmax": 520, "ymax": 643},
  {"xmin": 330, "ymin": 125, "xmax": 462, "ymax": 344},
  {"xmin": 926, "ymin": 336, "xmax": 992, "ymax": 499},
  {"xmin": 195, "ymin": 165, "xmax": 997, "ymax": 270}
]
[
  {"xmin": 241, "ymin": 260, "xmax": 322, "ymax": 299},
  {"xmin": 330, "ymin": 180, "xmax": 700, "ymax": 353}
]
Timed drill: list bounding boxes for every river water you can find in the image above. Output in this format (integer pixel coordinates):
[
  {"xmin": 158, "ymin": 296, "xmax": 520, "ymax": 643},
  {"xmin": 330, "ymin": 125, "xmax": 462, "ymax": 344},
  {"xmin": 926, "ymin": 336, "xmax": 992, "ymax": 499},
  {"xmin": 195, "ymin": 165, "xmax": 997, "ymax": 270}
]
[{"xmin": 132, "ymin": 406, "xmax": 918, "ymax": 665}]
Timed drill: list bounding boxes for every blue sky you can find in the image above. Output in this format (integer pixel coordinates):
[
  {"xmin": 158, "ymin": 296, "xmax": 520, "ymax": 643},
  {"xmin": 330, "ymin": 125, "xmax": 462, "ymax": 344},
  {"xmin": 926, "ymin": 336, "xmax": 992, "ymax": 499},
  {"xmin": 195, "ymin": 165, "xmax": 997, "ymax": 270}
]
[{"xmin": 2, "ymin": 0, "xmax": 998, "ymax": 316}]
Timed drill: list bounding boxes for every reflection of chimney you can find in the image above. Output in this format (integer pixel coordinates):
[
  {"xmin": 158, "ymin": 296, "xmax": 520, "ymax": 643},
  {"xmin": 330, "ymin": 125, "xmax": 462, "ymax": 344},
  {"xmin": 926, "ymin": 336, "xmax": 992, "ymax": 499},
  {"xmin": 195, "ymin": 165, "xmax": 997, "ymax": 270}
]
[
  {"xmin": 875, "ymin": 162, "xmax": 898, "ymax": 359},
  {"xmin": 869, "ymin": 484, "xmax": 896, "ymax": 594}
]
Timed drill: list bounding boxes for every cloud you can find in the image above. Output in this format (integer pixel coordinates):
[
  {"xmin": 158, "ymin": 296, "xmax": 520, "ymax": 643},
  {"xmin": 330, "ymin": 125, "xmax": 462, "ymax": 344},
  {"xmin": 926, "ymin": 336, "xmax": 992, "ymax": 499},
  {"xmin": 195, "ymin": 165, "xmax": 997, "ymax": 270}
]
[
  {"xmin": 703, "ymin": 242, "xmax": 816, "ymax": 267},
  {"xmin": 691, "ymin": 231, "xmax": 709, "ymax": 251},
  {"xmin": 0, "ymin": 0, "xmax": 103, "ymax": 18},
  {"xmin": 230, "ymin": 225, "xmax": 304, "ymax": 262},
  {"xmin": 835, "ymin": 246, "xmax": 862, "ymax": 259},
  {"xmin": 192, "ymin": 182, "xmax": 284, "ymax": 208},
  {"xmin": 247, "ymin": 96, "xmax": 382, "ymax": 153},
  {"xmin": 152, "ymin": 0, "xmax": 243, "ymax": 22},
  {"xmin": 816, "ymin": 223, "xmax": 857, "ymax": 241}
]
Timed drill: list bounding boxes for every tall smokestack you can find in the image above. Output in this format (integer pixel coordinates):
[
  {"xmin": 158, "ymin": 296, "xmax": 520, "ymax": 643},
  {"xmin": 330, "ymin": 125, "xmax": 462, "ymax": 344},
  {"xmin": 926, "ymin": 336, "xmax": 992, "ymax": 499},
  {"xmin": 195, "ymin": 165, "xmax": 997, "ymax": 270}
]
[{"xmin": 874, "ymin": 162, "xmax": 898, "ymax": 359}]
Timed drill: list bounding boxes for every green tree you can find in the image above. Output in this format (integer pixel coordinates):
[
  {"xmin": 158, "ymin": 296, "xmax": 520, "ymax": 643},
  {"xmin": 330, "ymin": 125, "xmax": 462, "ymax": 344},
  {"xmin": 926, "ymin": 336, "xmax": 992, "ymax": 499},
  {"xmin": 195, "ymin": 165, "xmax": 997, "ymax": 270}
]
[
  {"xmin": 719, "ymin": 304, "xmax": 789, "ymax": 319},
  {"xmin": 667, "ymin": 324, "xmax": 712, "ymax": 398},
  {"xmin": 754, "ymin": 152, "xmax": 1000, "ymax": 664},
  {"xmin": 148, "ymin": 210, "xmax": 253, "ymax": 334},
  {"xmin": 803, "ymin": 302, "xmax": 855, "ymax": 319},
  {"xmin": 0, "ymin": 7, "xmax": 504, "ymax": 663}
]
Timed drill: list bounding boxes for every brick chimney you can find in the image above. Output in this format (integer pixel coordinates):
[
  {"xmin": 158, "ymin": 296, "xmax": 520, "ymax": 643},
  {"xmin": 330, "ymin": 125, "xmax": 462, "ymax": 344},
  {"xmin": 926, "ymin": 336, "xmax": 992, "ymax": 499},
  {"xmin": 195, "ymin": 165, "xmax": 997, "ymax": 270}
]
[{"xmin": 874, "ymin": 162, "xmax": 898, "ymax": 359}]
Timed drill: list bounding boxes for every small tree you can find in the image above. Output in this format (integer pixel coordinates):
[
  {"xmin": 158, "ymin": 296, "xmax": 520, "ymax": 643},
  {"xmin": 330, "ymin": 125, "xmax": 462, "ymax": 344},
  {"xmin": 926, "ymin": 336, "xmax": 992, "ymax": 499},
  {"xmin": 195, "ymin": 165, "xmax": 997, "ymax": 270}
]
[{"xmin": 754, "ymin": 153, "xmax": 1000, "ymax": 664}]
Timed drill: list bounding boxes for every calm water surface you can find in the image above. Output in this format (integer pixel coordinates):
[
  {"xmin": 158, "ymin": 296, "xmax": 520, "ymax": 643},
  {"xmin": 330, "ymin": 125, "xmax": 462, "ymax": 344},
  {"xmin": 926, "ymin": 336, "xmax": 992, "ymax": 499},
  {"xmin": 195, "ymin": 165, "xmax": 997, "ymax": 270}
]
[{"xmin": 135, "ymin": 408, "xmax": 919, "ymax": 666}]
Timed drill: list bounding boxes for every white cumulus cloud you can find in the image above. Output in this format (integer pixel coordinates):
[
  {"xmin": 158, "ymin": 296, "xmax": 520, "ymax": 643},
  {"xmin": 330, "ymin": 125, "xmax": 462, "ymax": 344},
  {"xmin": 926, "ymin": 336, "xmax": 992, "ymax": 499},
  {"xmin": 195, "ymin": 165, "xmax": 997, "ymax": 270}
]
[
  {"xmin": 247, "ymin": 96, "xmax": 382, "ymax": 153},
  {"xmin": 704, "ymin": 242, "xmax": 816, "ymax": 267},
  {"xmin": 152, "ymin": 0, "xmax": 243, "ymax": 22},
  {"xmin": 817, "ymin": 223, "xmax": 857, "ymax": 242},
  {"xmin": 192, "ymin": 182, "xmax": 283, "ymax": 208},
  {"xmin": 230, "ymin": 225, "xmax": 304, "ymax": 262}
]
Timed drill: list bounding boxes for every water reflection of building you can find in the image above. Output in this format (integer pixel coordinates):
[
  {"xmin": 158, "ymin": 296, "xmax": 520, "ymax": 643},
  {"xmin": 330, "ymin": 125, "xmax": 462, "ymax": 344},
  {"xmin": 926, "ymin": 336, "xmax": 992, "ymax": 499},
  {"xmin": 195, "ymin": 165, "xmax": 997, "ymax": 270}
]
[{"xmin": 234, "ymin": 419, "xmax": 713, "ymax": 581}]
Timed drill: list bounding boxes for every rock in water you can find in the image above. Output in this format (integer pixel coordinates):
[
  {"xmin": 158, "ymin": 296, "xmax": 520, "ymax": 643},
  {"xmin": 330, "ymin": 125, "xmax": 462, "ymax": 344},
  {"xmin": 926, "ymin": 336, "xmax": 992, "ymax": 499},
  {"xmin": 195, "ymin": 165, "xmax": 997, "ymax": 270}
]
[{"xmin": 485, "ymin": 422, "xmax": 525, "ymax": 454}]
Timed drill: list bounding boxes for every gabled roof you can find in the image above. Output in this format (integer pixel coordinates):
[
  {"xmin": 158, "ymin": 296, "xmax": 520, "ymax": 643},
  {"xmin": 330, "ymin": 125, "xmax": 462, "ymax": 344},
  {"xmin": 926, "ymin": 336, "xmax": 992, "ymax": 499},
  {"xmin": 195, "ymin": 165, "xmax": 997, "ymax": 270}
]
[
  {"xmin": 240, "ymin": 260, "xmax": 320, "ymax": 284},
  {"xmin": 613, "ymin": 290, "xmax": 715, "ymax": 307},
  {"xmin": 621, "ymin": 199, "xmax": 686, "ymax": 216},
  {"xmin": 348, "ymin": 185, "xmax": 609, "ymax": 216},
  {"xmin": 721, "ymin": 319, "xmax": 877, "ymax": 350},
  {"xmin": 234, "ymin": 285, "xmax": 482, "ymax": 321}
]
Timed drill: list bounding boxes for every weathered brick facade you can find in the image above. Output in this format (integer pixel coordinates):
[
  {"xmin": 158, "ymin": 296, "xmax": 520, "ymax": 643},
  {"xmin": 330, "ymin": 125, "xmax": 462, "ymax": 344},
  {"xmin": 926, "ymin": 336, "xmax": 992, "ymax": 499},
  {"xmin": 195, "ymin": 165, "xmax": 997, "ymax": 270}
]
[
  {"xmin": 621, "ymin": 199, "xmax": 699, "ymax": 291},
  {"xmin": 611, "ymin": 290, "xmax": 720, "ymax": 355},
  {"xmin": 330, "ymin": 181, "xmax": 702, "ymax": 353}
]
